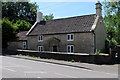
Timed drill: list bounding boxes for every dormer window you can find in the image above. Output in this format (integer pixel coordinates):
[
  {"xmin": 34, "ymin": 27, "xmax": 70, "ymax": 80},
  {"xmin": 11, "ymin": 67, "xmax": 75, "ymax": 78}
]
[
  {"xmin": 67, "ymin": 34, "xmax": 74, "ymax": 41},
  {"xmin": 38, "ymin": 35, "xmax": 43, "ymax": 42}
]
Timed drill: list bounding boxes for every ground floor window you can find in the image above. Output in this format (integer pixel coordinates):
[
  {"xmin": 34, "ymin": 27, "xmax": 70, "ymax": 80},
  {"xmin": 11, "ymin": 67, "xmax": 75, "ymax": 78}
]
[
  {"xmin": 23, "ymin": 42, "xmax": 26, "ymax": 49},
  {"xmin": 67, "ymin": 45, "xmax": 74, "ymax": 53},
  {"xmin": 38, "ymin": 46, "xmax": 44, "ymax": 52}
]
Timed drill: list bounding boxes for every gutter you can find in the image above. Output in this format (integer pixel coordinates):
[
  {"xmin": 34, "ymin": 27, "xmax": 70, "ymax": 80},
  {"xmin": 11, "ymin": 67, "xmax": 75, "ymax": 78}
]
[{"xmin": 92, "ymin": 31, "xmax": 96, "ymax": 54}]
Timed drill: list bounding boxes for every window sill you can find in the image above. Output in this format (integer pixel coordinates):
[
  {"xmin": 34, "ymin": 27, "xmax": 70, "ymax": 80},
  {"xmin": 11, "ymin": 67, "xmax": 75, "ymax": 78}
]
[
  {"xmin": 38, "ymin": 41, "xmax": 43, "ymax": 42},
  {"xmin": 67, "ymin": 40, "xmax": 74, "ymax": 41}
]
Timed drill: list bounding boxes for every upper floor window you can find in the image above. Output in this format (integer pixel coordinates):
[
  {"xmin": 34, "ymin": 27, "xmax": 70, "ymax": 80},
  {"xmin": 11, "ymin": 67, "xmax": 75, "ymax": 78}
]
[
  {"xmin": 38, "ymin": 35, "xmax": 43, "ymax": 42},
  {"xmin": 67, "ymin": 34, "xmax": 74, "ymax": 41}
]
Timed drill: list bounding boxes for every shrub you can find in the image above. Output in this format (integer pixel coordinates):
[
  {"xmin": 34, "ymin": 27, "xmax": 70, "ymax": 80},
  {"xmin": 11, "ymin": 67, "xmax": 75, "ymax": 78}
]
[{"xmin": 95, "ymin": 49, "xmax": 100, "ymax": 55}]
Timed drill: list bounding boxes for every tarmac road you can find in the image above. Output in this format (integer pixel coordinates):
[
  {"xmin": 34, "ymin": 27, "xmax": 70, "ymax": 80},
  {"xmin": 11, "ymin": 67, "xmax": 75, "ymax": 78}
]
[{"xmin": 0, "ymin": 56, "xmax": 118, "ymax": 78}]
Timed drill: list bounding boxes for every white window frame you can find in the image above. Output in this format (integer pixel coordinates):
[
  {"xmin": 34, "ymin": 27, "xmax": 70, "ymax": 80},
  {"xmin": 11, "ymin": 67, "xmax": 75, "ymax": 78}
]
[
  {"xmin": 67, "ymin": 34, "xmax": 74, "ymax": 41},
  {"xmin": 23, "ymin": 42, "xmax": 27, "ymax": 49},
  {"xmin": 38, "ymin": 35, "xmax": 43, "ymax": 42},
  {"xmin": 67, "ymin": 45, "xmax": 74, "ymax": 53},
  {"xmin": 38, "ymin": 46, "xmax": 44, "ymax": 52}
]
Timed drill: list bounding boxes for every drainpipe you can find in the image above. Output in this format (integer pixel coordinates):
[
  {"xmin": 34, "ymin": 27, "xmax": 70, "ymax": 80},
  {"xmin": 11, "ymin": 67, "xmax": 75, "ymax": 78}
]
[{"xmin": 92, "ymin": 31, "xmax": 96, "ymax": 54}]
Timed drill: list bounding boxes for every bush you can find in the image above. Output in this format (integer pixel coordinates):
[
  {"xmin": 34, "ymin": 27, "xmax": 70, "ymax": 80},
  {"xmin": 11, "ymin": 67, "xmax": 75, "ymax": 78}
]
[
  {"xmin": 95, "ymin": 49, "xmax": 100, "ymax": 55},
  {"xmin": 2, "ymin": 18, "xmax": 17, "ymax": 48}
]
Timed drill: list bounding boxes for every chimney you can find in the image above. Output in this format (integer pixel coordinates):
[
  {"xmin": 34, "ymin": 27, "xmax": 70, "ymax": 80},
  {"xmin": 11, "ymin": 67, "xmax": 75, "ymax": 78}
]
[
  {"xmin": 95, "ymin": 1, "xmax": 102, "ymax": 16},
  {"xmin": 36, "ymin": 12, "xmax": 43, "ymax": 22}
]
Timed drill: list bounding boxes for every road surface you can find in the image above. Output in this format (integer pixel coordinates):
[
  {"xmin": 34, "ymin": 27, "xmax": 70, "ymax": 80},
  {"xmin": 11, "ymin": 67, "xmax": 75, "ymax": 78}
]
[{"xmin": 0, "ymin": 56, "xmax": 118, "ymax": 78}]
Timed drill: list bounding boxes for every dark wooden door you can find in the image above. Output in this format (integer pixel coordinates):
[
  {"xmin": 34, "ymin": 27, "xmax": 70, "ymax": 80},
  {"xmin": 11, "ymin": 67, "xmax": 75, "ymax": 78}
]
[{"xmin": 53, "ymin": 46, "xmax": 57, "ymax": 52}]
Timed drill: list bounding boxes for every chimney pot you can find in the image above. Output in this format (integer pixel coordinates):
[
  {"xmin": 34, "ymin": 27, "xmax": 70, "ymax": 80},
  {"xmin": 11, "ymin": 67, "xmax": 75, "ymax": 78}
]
[{"xmin": 95, "ymin": 1, "xmax": 102, "ymax": 16}]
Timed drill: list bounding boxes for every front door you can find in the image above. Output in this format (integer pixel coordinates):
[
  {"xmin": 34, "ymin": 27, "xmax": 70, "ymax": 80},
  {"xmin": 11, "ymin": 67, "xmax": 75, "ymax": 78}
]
[{"xmin": 52, "ymin": 46, "xmax": 57, "ymax": 52}]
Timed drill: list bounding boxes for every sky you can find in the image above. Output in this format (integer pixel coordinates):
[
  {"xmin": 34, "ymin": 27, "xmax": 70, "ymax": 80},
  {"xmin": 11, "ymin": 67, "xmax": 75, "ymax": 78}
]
[{"xmin": 29, "ymin": 1, "xmax": 104, "ymax": 19}]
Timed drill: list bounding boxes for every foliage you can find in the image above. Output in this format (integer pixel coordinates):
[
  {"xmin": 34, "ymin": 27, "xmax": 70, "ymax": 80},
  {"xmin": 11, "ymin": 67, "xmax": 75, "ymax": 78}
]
[
  {"xmin": 2, "ymin": 18, "xmax": 17, "ymax": 48},
  {"xmin": 2, "ymin": 18, "xmax": 32, "ymax": 48},
  {"xmin": 2, "ymin": 2, "xmax": 38, "ymax": 24},
  {"xmin": 103, "ymin": 0, "xmax": 120, "ymax": 45},
  {"xmin": 14, "ymin": 19, "xmax": 32, "ymax": 31},
  {"xmin": 2, "ymin": 2, "xmax": 55, "ymax": 48},
  {"xmin": 43, "ymin": 14, "xmax": 54, "ymax": 21},
  {"xmin": 95, "ymin": 49, "xmax": 100, "ymax": 55},
  {"xmin": 105, "ymin": 38, "xmax": 116, "ymax": 53}
]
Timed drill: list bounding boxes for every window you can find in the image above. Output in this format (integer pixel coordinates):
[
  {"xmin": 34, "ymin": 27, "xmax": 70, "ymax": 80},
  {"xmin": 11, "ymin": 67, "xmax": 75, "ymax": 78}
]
[
  {"xmin": 38, "ymin": 46, "xmax": 44, "ymax": 52},
  {"xmin": 67, "ymin": 34, "xmax": 74, "ymax": 41},
  {"xmin": 23, "ymin": 42, "xmax": 26, "ymax": 49},
  {"xmin": 38, "ymin": 35, "xmax": 43, "ymax": 42},
  {"xmin": 67, "ymin": 45, "xmax": 74, "ymax": 53}
]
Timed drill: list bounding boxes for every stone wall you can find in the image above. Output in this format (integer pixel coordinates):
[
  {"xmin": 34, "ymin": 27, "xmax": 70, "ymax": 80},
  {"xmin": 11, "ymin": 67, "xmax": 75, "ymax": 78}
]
[
  {"xmin": 3, "ymin": 49, "xmax": 118, "ymax": 64},
  {"xmin": 27, "ymin": 36, "xmax": 38, "ymax": 50},
  {"xmin": 27, "ymin": 32, "xmax": 94, "ymax": 54},
  {"xmin": 94, "ymin": 17, "xmax": 106, "ymax": 52},
  {"xmin": 4, "ymin": 49, "xmax": 111, "ymax": 64},
  {"xmin": 8, "ymin": 41, "xmax": 26, "ymax": 50}
]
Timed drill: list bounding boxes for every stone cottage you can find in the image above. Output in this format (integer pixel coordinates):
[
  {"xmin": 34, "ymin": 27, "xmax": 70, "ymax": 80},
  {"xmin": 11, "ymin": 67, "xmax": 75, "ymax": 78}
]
[
  {"xmin": 8, "ymin": 2, "xmax": 106, "ymax": 54},
  {"xmin": 8, "ymin": 31, "xmax": 27, "ymax": 50}
]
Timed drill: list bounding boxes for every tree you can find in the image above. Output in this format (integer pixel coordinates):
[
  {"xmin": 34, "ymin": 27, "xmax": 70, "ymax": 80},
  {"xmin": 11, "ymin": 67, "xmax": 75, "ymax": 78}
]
[
  {"xmin": 2, "ymin": 2, "xmax": 38, "ymax": 24},
  {"xmin": 2, "ymin": 18, "xmax": 32, "ymax": 48},
  {"xmin": 2, "ymin": 18, "xmax": 17, "ymax": 48},
  {"xmin": 14, "ymin": 19, "xmax": 32, "ymax": 31},
  {"xmin": 43, "ymin": 14, "xmax": 54, "ymax": 21},
  {"xmin": 103, "ymin": 0, "xmax": 120, "ymax": 45}
]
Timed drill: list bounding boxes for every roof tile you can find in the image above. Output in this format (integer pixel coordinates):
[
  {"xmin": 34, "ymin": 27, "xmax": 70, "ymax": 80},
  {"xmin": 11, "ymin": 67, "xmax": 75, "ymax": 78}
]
[
  {"xmin": 17, "ymin": 31, "xmax": 27, "ymax": 40},
  {"xmin": 29, "ymin": 14, "xmax": 97, "ymax": 35}
]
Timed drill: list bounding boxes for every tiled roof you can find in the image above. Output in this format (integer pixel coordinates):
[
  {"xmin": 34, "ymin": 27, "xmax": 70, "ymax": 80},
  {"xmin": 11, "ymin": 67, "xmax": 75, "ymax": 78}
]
[
  {"xmin": 28, "ymin": 14, "xmax": 97, "ymax": 35},
  {"xmin": 17, "ymin": 31, "xmax": 27, "ymax": 40}
]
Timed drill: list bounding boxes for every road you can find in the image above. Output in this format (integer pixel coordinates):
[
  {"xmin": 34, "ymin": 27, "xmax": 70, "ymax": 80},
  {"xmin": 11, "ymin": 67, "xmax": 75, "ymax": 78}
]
[{"xmin": 0, "ymin": 56, "xmax": 118, "ymax": 78}]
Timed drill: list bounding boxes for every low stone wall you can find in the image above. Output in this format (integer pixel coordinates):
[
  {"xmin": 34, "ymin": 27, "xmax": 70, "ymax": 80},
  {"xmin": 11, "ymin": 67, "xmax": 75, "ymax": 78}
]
[{"xmin": 3, "ymin": 49, "xmax": 112, "ymax": 64}]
